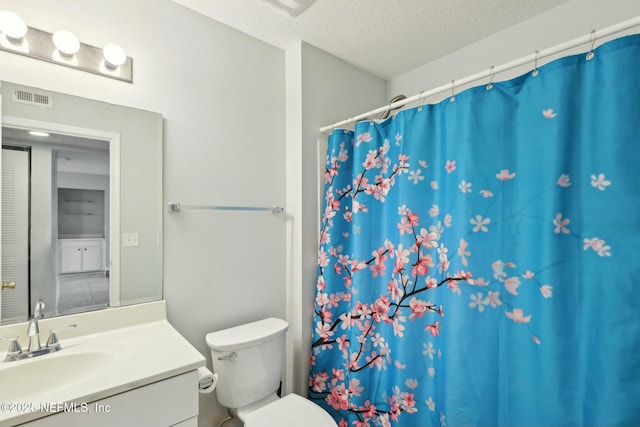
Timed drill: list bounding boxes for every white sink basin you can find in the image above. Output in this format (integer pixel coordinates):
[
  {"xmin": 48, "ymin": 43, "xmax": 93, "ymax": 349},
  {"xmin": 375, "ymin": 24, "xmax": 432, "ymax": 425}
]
[
  {"xmin": 0, "ymin": 351, "xmax": 115, "ymax": 402},
  {"xmin": 0, "ymin": 312, "xmax": 205, "ymax": 427}
]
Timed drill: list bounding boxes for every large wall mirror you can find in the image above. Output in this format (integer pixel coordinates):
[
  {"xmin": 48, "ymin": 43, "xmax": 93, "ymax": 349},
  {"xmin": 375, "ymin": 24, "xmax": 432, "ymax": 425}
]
[{"xmin": 0, "ymin": 81, "xmax": 163, "ymax": 325}]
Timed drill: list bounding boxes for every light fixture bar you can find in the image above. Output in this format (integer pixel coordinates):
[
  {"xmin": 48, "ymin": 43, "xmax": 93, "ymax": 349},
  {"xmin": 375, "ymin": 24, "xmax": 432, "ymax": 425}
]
[{"xmin": 0, "ymin": 25, "xmax": 132, "ymax": 83}]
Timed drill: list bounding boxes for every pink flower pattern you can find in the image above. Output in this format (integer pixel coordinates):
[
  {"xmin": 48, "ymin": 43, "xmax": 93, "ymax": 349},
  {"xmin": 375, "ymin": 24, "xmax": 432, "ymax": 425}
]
[
  {"xmin": 496, "ymin": 169, "xmax": 516, "ymax": 181},
  {"xmin": 506, "ymin": 308, "xmax": 532, "ymax": 323},
  {"xmin": 312, "ymin": 100, "xmax": 616, "ymax": 426},
  {"xmin": 557, "ymin": 174, "xmax": 571, "ymax": 187},
  {"xmin": 445, "ymin": 160, "xmax": 456, "ymax": 173},
  {"xmin": 553, "ymin": 213, "xmax": 570, "ymax": 234},
  {"xmin": 591, "ymin": 173, "xmax": 611, "ymax": 190}
]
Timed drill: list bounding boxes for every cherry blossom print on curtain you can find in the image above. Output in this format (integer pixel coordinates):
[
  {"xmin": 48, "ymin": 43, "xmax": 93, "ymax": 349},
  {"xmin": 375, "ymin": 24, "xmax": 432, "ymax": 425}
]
[{"xmin": 309, "ymin": 34, "xmax": 640, "ymax": 427}]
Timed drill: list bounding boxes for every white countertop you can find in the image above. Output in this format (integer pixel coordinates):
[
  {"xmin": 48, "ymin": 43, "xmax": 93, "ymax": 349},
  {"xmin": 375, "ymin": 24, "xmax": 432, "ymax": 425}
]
[{"xmin": 0, "ymin": 302, "xmax": 205, "ymax": 426}]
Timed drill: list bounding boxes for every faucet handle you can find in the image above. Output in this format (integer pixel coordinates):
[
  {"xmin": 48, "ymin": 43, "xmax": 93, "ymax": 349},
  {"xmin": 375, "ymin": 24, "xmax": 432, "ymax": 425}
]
[
  {"xmin": 45, "ymin": 324, "xmax": 77, "ymax": 350},
  {"xmin": 0, "ymin": 336, "xmax": 22, "ymax": 356}
]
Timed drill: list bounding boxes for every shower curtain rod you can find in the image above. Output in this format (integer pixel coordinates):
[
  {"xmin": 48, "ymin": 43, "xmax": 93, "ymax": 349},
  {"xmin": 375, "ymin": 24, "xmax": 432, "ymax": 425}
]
[
  {"xmin": 320, "ymin": 15, "xmax": 640, "ymax": 133},
  {"xmin": 167, "ymin": 202, "xmax": 284, "ymax": 215}
]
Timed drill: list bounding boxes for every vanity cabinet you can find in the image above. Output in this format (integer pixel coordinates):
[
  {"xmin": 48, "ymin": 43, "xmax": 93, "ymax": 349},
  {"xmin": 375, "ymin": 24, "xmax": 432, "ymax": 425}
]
[
  {"xmin": 20, "ymin": 370, "xmax": 198, "ymax": 427},
  {"xmin": 59, "ymin": 239, "xmax": 105, "ymax": 273}
]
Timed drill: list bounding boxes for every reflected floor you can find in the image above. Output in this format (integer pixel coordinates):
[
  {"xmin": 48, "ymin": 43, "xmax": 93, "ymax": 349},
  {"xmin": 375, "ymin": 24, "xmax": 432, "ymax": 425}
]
[{"xmin": 57, "ymin": 272, "xmax": 109, "ymax": 315}]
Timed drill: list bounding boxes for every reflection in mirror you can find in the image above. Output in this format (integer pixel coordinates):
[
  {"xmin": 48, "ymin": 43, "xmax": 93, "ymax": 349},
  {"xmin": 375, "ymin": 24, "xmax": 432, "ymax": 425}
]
[
  {"xmin": 56, "ymin": 149, "xmax": 111, "ymax": 315},
  {"xmin": 0, "ymin": 81, "xmax": 163, "ymax": 325},
  {"xmin": 2, "ymin": 128, "xmax": 111, "ymax": 323}
]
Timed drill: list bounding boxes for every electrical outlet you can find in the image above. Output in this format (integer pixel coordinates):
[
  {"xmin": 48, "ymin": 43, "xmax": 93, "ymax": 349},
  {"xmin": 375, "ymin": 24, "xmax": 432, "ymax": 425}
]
[{"xmin": 123, "ymin": 232, "xmax": 140, "ymax": 247}]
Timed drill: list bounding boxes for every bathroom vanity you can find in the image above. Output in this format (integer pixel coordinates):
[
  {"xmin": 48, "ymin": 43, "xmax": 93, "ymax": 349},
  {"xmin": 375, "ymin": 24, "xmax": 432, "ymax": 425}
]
[
  {"xmin": 0, "ymin": 301, "xmax": 205, "ymax": 427},
  {"xmin": 18, "ymin": 372, "xmax": 198, "ymax": 427},
  {"xmin": 58, "ymin": 238, "xmax": 106, "ymax": 273}
]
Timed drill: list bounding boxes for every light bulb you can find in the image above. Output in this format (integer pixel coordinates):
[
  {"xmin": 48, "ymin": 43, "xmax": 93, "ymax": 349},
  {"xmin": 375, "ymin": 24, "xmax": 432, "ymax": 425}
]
[
  {"xmin": 29, "ymin": 131, "xmax": 50, "ymax": 137},
  {"xmin": 103, "ymin": 43, "xmax": 126, "ymax": 68},
  {"xmin": 52, "ymin": 30, "xmax": 80, "ymax": 56},
  {"xmin": 0, "ymin": 11, "xmax": 27, "ymax": 40}
]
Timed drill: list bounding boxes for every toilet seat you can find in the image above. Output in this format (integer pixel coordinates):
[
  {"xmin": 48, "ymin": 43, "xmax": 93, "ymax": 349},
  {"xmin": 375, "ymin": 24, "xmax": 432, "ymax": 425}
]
[{"xmin": 243, "ymin": 393, "xmax": 337, "ymax": 427}]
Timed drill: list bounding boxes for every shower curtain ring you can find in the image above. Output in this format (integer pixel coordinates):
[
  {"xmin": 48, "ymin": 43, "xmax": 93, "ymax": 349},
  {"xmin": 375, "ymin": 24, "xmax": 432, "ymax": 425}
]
[
  {"xmin": 417, "ymin": 90, "xmax": 425, "ymax": 111},
  {"xmin": 449, "ymin": 80, "xmax": 456, "ymax": 102},
  {"xmin": 586, "ymin": 29, "xmax": 596, "ymax": 60},
  {"xmin": 486, "ymin": 66, "xmax": 495, "ymax": 90},
  {"xmin": 532, "ymin": 50, "xmax": 540, "ymax": 77}
]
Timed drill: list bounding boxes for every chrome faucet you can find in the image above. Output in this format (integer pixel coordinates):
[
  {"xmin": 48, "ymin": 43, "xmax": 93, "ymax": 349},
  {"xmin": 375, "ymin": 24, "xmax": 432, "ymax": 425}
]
[
  {"xmin": 26, "ymin": 300, "xmax": 45, "ymax": 352},
  {"xmin": 1, "ymin": 300, "xmax": 77, "ymax": 362}
]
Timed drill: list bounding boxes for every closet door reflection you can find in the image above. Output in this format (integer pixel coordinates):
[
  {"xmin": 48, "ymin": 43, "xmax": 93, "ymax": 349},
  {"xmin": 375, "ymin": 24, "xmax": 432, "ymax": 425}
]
[{"xmin": 1, "ymin": 147, "xmax": 29, "ymax": 323}]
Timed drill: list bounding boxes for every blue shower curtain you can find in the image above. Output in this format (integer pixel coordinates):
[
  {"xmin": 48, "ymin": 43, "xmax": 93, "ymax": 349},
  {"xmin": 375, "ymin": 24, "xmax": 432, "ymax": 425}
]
[{"xmin": 309, "ymin": 34, "xmax": 640, "ymax": 427}]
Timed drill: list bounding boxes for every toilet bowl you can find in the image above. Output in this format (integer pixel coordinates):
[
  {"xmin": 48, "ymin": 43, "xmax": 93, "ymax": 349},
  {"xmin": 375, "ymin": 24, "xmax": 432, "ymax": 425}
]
[
  {"xmin": 206, "ymin": 318, "xmax": 336, "ymax": 427},
  {"xmin": 244, "ymin": 393, "xmax": 336, "ymax": 427}
]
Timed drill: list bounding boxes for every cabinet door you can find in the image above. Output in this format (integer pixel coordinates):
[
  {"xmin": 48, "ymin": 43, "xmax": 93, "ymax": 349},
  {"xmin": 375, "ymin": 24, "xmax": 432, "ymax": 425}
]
[
  {"xmin": 60, "ymin": 246, "xmax": 83, "ymax": 273},
  {"xmin": 22, "ymin": 370, "xmax": 199, "ymax": 427},
  {"xmin": 81, "ymin": 245, "xmax": 102, "ymax": 272}
]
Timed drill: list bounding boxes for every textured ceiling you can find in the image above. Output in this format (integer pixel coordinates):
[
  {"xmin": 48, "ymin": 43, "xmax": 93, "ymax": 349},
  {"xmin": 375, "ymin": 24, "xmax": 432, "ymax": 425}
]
[{"xmin": 171, "ymin": 0, "xmax": 568, "ymax": 79}]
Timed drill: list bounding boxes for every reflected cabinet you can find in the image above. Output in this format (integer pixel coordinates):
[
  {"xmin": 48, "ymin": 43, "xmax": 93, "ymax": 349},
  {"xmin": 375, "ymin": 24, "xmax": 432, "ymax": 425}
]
[{"xmin": 58, "ymin": 239, "xmax": 106, "ymax": 274}]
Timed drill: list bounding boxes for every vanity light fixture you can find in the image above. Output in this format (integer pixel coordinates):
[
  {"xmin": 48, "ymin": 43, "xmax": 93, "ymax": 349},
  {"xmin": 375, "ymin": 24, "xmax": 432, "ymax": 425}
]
[
  {"xmin": 52, "ymin": 30, "xmax": 79, "ymax": 56},
  {"xmin": 0, "ymin": 10, "xmax": 132, "ymax": 83}
]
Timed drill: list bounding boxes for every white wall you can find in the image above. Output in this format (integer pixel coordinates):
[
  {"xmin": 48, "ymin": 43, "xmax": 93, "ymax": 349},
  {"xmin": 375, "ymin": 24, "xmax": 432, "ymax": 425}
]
[
  {"xmin": 389, "ymin": 0, "xmax": 640, "ymax": 101},
  {"xmin": 0, "ymin": 1, "xmax": 285, "ymax": 426},
  {"xmin": 285, "ymin": 42, "xmax": 386, "ymax": 396}
]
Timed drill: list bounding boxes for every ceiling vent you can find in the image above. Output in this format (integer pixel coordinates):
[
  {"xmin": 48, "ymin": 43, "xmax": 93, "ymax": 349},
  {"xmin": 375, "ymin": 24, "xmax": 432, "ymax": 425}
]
[
  {"xmin": 12, "ymin": 88, "xmax": 53, "ymax": 108},
  {"xmin": 260, "ymin": 0, "xmax": 316, "ymax": 17}
]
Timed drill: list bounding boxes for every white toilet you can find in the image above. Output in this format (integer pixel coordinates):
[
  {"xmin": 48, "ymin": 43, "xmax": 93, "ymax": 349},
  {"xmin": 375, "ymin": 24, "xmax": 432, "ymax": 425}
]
[{"xmin": 206, "ymin": 317, "xmax": 337, "ymax": 427}]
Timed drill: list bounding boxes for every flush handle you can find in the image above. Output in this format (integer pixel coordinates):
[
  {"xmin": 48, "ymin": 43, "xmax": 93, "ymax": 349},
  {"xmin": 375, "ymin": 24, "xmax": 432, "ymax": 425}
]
[{"xmin": 217, "ymin": 352, "xmax": 238, "ymax": 362}]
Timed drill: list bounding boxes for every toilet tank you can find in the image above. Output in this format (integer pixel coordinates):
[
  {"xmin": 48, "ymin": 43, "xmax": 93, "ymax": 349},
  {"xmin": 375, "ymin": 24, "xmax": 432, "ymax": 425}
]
[{"xmin": 206, "ymin": 318, "xmax": 288, "ymax": 409}]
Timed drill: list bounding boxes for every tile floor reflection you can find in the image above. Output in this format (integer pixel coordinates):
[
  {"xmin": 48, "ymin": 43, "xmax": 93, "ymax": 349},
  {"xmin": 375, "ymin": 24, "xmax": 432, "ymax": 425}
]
[{"xmin": 57, "ymin": 272, "xmax": 109, "ymax": 315}]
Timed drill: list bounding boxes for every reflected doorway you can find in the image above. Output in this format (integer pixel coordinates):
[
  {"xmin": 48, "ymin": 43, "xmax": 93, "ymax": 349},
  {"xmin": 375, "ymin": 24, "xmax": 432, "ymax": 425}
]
[
  {"xmin": 56, "ymin": 148, "xmax": 110, "ymax": 314},
  {"xmin": 1, "ymin": 126, "xmax": 110, "ymax": 319}
]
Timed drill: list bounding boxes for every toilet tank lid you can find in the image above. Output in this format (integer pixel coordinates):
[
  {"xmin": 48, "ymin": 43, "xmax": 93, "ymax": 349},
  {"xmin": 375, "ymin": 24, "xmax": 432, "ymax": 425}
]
[{"xmin": 206, "ymin": 318, "xmax": 289, "ymax": 352}]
